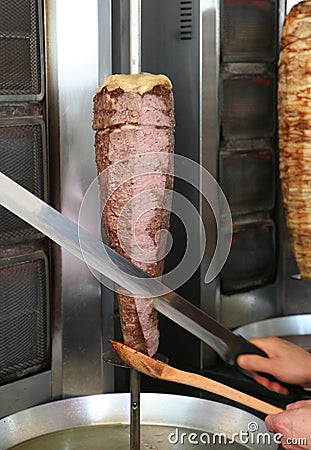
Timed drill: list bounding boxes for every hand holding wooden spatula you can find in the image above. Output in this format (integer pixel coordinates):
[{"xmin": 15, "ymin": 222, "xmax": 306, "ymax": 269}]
[{"xmin": 110, "ymin": 340, "xmax": 282, "ymax": 416}]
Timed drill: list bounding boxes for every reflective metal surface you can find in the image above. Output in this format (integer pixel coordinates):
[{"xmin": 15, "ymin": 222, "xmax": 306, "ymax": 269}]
[
  {"xmin": 235, "ymin": 314, "xmax": 311, "ymax": 341},
  {"xmin": 46, "ymin": 0, "xmax": 113, "ymax": 397},
  {"xmin": 200, "ymin": 0, "xmax": 224, "ymax": 368},
  {"xmin": 0, "ymin": 393, "xmax": 276, "ymax": 450},
  {"xmin": 0, "ymin": 372, "xmax": 51, "ymax": 419}
]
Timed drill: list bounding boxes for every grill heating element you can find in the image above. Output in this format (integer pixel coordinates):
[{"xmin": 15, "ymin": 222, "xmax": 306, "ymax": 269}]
[
  {"xmin": 0, "ymin": 252, "xmax": 49, "ymax": 385},
  {"xmin": 0, "ymin": 0, "xmax": 43, "ymax": 98},
  {"xmin": 0, "ymin": 120, "xmax": 47, "ymax": 243}
]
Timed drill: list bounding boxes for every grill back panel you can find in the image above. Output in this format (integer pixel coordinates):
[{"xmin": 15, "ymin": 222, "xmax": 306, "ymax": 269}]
[{"xmin": 0, "ymin": 0, "xmax": 50, "ymax": 392}]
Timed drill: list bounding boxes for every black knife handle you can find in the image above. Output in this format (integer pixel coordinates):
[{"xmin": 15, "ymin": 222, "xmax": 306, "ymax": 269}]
[
  {"xmin": 226, "ymin": 334, "xmax": 272, "ymax": 366},
  {"xmin": 227, "ymin": 334, "xmax": 305, "ymax": 402}
]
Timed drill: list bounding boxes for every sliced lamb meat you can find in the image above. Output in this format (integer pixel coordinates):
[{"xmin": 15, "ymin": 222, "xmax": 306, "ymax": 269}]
[{"xmin": 93, "ymin": 73, "xmax": 175, "ymax": 356}]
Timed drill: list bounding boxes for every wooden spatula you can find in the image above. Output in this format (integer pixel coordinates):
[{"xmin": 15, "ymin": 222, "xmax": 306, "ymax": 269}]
[{"xmin": 110, "ymin": 340, "xmax": 282, "ymax": 415}]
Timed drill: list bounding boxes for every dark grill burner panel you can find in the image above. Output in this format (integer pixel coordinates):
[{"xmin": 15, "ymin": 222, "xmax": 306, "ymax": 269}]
[
  {"xmin": 221, "ymin": 0, "xmax": 277, "ymax": 62},
  {"xmin": 221, "ymin": 75, "xmax": 276, "ymax": 139},
  {"xmin": 0, "ymin": 251, "xmax": 49, "ymax": 385},
  {"xmin": 0, "ymin": 0, "xmax": 43, "ymax": 98},
  {"xmin": 221, "ymin": 220, "xmax": 276, "ymax": 294},
  {"xmin": 0, "ymin": 120, "xmax": 47, "ymax": 243},
  {"xmin": 220, "ymin": 146, "xmax": 275, "ymax": 213}
]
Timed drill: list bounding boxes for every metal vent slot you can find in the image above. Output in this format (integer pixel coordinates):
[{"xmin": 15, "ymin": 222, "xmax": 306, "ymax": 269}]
[{"xmin": 179, "ymin": 1, "xmax": 192, "ymax": 40}]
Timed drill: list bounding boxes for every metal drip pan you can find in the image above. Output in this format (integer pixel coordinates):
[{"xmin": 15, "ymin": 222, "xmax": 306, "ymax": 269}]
[
  {"xmin": 0, "ymin": 393, "xmax": 276, "ymax": 449},
  {"xmin": 235, "ymin": 314, "xmax": 311, "ymax": 352}
]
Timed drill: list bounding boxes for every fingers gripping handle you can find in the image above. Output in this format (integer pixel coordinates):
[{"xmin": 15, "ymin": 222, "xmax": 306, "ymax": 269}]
[{"xmin": 227, "ymin": 335, "xmax": 305, "ymax": 401}]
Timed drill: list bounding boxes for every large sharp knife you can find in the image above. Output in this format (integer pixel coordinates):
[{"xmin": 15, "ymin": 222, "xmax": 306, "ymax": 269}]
[{"xmin": 0, "ymin": 172, "xmax": 304, "ymax": 398}]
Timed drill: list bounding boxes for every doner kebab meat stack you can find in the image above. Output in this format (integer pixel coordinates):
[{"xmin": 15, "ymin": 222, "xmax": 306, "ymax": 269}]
[
  {"xmin": 279, "ymin": 0, "xmax": 311, "ymax": 278},
  {"xmin": 93, "ymin": 73, "xmax": 175, "ymax": 356}
]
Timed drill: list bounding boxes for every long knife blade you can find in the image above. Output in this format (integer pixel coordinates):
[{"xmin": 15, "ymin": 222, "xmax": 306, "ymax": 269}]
[{"xmin": 0, "ymin": 172, "xmax": 268, "ymax": 365}]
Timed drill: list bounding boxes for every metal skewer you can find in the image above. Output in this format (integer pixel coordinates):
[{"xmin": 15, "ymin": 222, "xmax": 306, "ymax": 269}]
[
  {"xmin": 103, "ymin": 349, "xmax": 168, "ymax": 450},
  {"xmin": 129, "ymin": 2, "xmax": 141, "ymax": 448},
  {"xmin": 130, "ymin": 368, "xmax": 141, "ymax": 450},
  {"xmin": 102, "ymin": 349, "xmax": 140, "ymax": 449},
  {"xmin": 102, "ymin": 0, "xmax": 142, "ymax": 443},
  {"xmin": 130, "ymin": 0, "xmax": 141, "ymax": 74}
]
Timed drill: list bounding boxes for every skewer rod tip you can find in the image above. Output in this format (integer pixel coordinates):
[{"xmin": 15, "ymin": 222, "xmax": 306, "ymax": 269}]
[{"xmin": 130, "ymin": 0, "xmax": 141, "ymax": 74}]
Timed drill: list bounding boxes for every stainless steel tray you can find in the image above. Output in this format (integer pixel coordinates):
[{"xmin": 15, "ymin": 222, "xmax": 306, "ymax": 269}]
[
  {"xmin": 235, "ymin": 314, "xmax": 311, "ymax": 347},
  {"xmin": 0, "ymin": 393, "xmax": 275, "ymax": 449}
]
